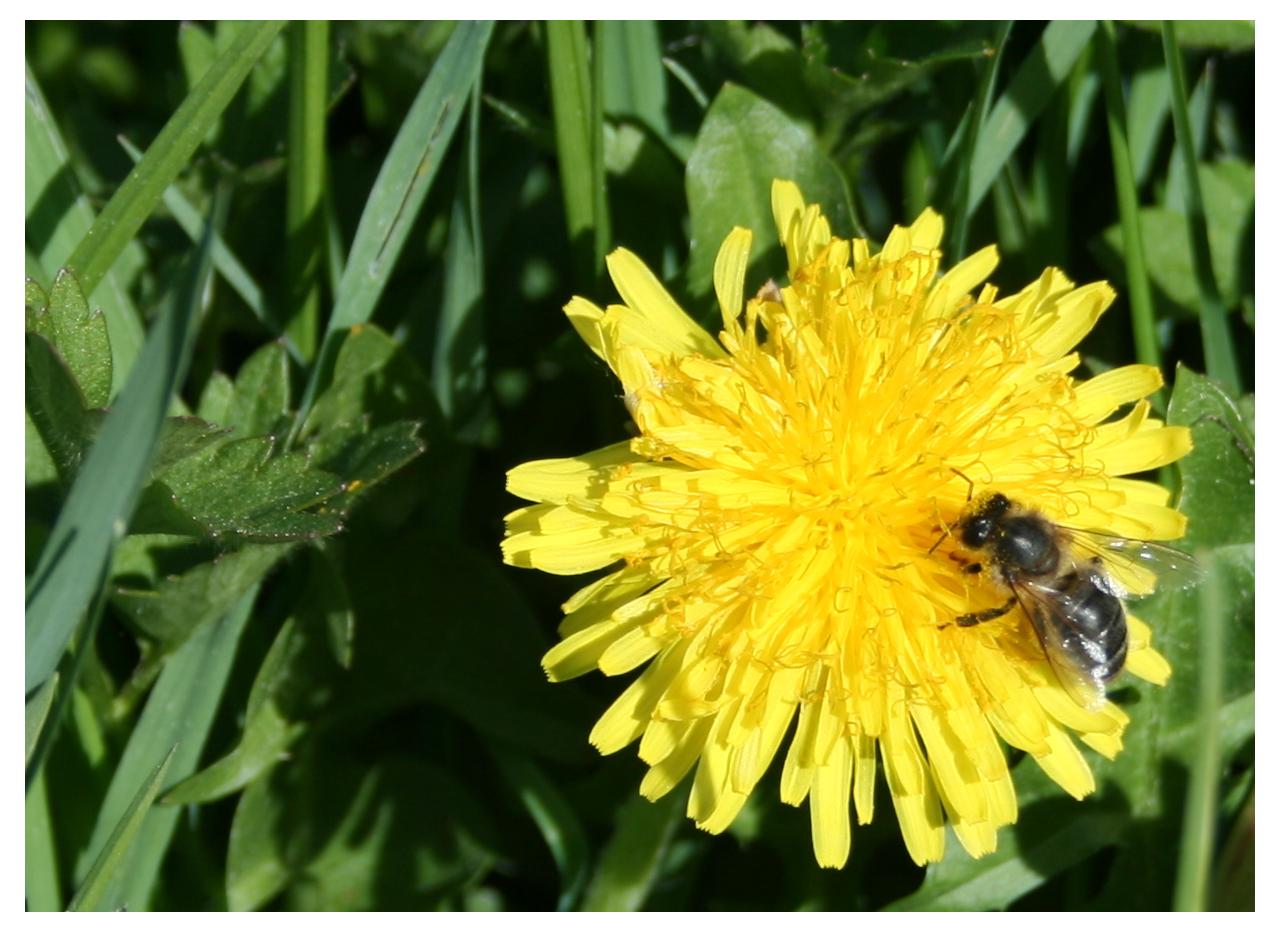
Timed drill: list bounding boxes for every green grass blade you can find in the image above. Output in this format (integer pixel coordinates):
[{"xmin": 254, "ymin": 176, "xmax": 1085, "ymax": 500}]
[
  {"xmin": 598, "ymin": 21, "xmax": 670, "ymax": 136},
  {"xmin": 26, "ymin": 62, "xmax": 144, "ymax": 389},
  {"xmin": 547, "ymin": 21, "xmax": 609, "ymax": 283},
  {"xmin": 64, "ymin": 22, "xmax": 284, "ymax": 297},
  {"xmin": 285, "ymin": 21, "xmax": 330, "ymax": 362},
  {"xmin": 1165, "ymin": 59, "xmax": 1215, "ymax": 212},
  {"xmin": 290, "ymin": 21, "xmax": 493, "ymax": 439},
  {"xmin": 1095, "ymin": 21, "xmax": 1161, "ymax": 402},
  {"xmin": 581, "ymin": 791, "xmax": 682, "ymax": 911},
  {"xmin": 1127, "ymin": 67, "xmax": 1171, "ymax": 187},
  {"xmin": 1162, "ymin": 23, "xmax": 1241, "ymax": 396},
  {"xmin": 73, "ymin": 588, "xmax": 260, "ymax": 911},
  {"xmin": 948, "ymin": 21, "xmax": 1012, "ymax": 262},
  {"xmin": 25, "ymin": 204, "xmax": 219, "ymax": 694},
  {"xmin": 969, "ymin": 21, "xmax": 1097, "ymax": 215},
  {"xmin": 25, "ymin": 673, "xmax": 58, "ymax": 768},
  {"xmin": 26, "ymin": 769, "xmax": 63, "ymax": 911},
  {"xmin": 433, "ymin": 82, "xmax": 488, "ymax": 438},
  {"xmin": 117, "ymin": 135, "xmax": 297, "ymax": 363},
  {"xmin": 489, "ymin": 749, "xmax": 589, "ymax": 912},
  {"xmin": 67, "ymin": 746, "xmax": 178, "ymax": 911},
  {"xmin": 1174, "ymin": 551, "xmax": 1225, "ymax": 911}
]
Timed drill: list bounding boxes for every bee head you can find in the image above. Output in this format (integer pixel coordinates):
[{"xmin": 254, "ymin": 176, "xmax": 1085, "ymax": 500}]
[{"xmin": 957, "ymin": 492, "xmax": 1011, "ymax": 548}]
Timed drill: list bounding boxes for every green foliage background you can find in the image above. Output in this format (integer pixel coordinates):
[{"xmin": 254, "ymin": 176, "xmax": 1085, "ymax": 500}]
[{"xmin": 25, "ymin": 21, "xmax": 1254, "ymax": 911}]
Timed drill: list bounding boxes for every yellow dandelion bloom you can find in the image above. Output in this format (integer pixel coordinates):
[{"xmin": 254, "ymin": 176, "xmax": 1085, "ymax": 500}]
[{"xmin": 502, "ymin": 180, "xmax": 1191, "ymax": 868}]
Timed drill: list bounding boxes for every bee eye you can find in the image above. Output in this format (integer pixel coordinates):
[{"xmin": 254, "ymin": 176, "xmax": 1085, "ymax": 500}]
[{"xmin": 961, "ymin": 518, "xmax": 992, "ymax": 547}]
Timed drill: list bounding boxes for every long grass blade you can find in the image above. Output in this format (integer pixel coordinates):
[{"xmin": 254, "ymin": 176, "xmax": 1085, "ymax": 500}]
[
  {"xmin": 25, "ymin": 200, "xmax": 220, "ymax": 694},
  {"xmin": 26, "ymin": 769, "xmax": 62, "ymax": 911},
  {"xmin": 290, "ymin": 21, "xmax": 494, "ymax": 438},
  {"xmin": 117, "ymin": 135, "xmax": 298, "ymax": 363},
  {"xmin": 67, "ymin": 746, "xmax": 178, "ymax": 911},
  {"xmin": 581, "ymin": 790, "xmax": 682, "ymax": 911},
  {"xmin": 25, "ymin": 674, "xmax": 59, "ymax": 768},
  {"xmin": 969, "ymin": 21, "xmax": 1097, "ymax": 216},
  {"xmin": 1173, "ymin": 551, "xmax": 1225, "ymax": 911},
  {"xmin": 285, "ymin": 20, "xmax": 330, "ymax": 362},
  {"xmin": 64, "ymin": 22, "xmax": 283, "ymax": 297},
  {"xmin": 73, "ymin": 588, "xmax": 260, "ymax": 911},
  {"xmin": 1095, "ymin": 21, "xmax": 1162, "ymax": 403},
  {"xmin": 1162, "ymin": 23, "xmax": 1241, "ymax": 395},
  {"xmin": 547, "ymin": 21, "xmax": 609, "ymax": 284},
  {"xmin": 948, "ymin": 21, "xmax": 1012, "ymax": 262}
]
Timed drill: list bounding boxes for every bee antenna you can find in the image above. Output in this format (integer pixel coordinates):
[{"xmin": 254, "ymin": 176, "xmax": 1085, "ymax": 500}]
[
  {"xmin": 950, "ymin": 467, "xmax": 976, "ymax": 503},
  {"xmin": 926, "ymin": 529, "xmax": 949, "ymax": 556}
]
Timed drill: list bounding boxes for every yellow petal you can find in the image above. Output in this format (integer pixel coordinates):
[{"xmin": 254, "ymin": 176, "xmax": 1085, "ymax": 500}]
[
  {"xmin": 606, "ymin": 248, "xmax": 724, "ymax": 359},
  {"xmin": 714, "ymin": 227, "xmax": 753, "ymax": 331}
]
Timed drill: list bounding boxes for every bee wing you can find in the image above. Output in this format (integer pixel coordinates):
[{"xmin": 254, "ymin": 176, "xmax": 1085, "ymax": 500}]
[
  {"xmin": 1008, "ymin": 578, "xmax": 1108, "ymax": 711},
  {"xmin": 1062, "ymin": 530, "xmax": 1203, "ymax": 599}
]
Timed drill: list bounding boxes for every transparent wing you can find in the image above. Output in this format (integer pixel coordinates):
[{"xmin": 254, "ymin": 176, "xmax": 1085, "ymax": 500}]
[
  {"xmin": 1009, "ymin": 578, "xmax": 1108, "ymax": 711},
  {"xmin": 1061, "ymin": 530, "xmax": 1203, "ymax": 599}
]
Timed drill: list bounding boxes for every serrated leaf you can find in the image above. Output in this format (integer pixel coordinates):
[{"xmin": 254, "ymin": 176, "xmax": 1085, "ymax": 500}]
[
  {"xmin": 224, "ymin": 342, "xmax": 291, "ymax": 439},
  {"xmin": 685, "ymin": 83, "xmax": 852, "ymax": 297},
  {"xmin": 114, "ymin": 543, "xmax": 292, "ymax": 650},
  {"xmin": 304, "ymin": 324, "xmax": 439, "ymax": 438},
  {"xmin": 25, "ymin": 332, "xmax": 93, "ymax": 484},
  {"xmin": 155, "ymin": 437, "xmax": 345, "ymax": 541},
  {"xmin": 25, "ymin": 195, "xmax": 216, "ymax": 694},
  {"xmin": 197, "ymin": 372, "xmax": 235, "ymax": 424},
  {"xmin": 33, "ymin": 269, "xmax": 114, "ymax": 409},
  {"xmin": 67, "ymin": 746, "xmax": 177, "ymax": 911}
]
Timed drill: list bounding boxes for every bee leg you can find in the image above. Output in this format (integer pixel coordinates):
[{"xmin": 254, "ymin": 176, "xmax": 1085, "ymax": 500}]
[
  {"xmin": 946, "ymin": 551, "xmax": 983, "ymax": 575},
  {"xmin": 939, "ymin": 596, "xmax": 1017, "ymax": 630}
]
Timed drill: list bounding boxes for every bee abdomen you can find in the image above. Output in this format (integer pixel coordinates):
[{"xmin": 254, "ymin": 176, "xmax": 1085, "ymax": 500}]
[{"xmin": 1058, "ymin": 569, "xmax": 1128, "ymax": 682}]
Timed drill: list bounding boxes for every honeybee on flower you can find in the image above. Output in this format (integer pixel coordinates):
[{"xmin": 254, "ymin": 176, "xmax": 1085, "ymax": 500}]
[{"xmin": 502, "ymin": 180, "xmax": 1193, "ymax": 868}]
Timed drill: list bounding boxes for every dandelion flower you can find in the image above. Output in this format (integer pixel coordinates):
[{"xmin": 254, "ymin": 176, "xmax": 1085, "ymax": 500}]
[{"xmin": 502, "ymin": 180, "xmax": 1191, "ymax": 868}]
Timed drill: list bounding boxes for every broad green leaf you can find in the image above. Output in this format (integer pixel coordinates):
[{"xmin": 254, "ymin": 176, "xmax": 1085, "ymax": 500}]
[
  {"xmin": 582, "ymin": 791, "xmax": 683, "ymax": 911},
  {"xmin": 969, "ymin": 21, "xmax": 1097, "ymax": 214},
  {"xmin": 293, "ymin": 21, "xmax": 493, "ymax": 430},
  {"xmin": 25, "ymin": 62, "xmax": 144, "ymax": 387},
  {"xmin": 65, "ymin": 22, "xmax": 284, "ymax": 297},
  {"xmin": 74, "ymin": 588, "xmax": 259, "ymax": 911},
  {"xmin": 114, "ymin": 543, "xmax": 292, "ymax": 650},
  {"xmin": 25, "ymin": 199, "xmax": 216, "ymax": 694},
  {"xmin": 164, "ymin": 549, "xmax": 348, "ymax": 804},
  {"xmin": 685, "ymin": 83, "xmax": 852, "ymax": 296},
  {"xmin": 228, "ymin": 753, "xmax": 498, "ymax": 911},
  {"xmin": 1095, "ymin": 160, "xmax": 1254, "ymax": 315},
  {"xmin": 67, "ymin": 746, "xmax": 177, "ymax": 911},
  {"xmin": 25, "ymin": 674, "xmax": 59, "ymax": 768},
  {"xmin": 25, "ymin": 332, "xmax": 92, "ymax": 484},
  {"xmin": 31, "ymin": 269, "xmax": 112, "ymax": 409}
]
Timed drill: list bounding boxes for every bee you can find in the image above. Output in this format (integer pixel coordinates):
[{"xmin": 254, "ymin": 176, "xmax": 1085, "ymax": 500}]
[{"xmin": 943, "ymin": 490, "xmax": 1201, "ymax": 710}]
